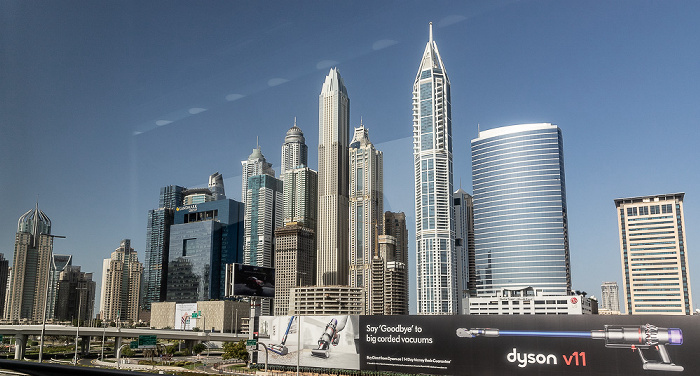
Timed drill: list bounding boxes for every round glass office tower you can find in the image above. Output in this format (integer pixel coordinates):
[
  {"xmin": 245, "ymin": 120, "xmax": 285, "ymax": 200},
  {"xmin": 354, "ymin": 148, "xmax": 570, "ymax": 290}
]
[{"xmin": 471, "ymin": 123, "xmax": 570, "ymax": 297}]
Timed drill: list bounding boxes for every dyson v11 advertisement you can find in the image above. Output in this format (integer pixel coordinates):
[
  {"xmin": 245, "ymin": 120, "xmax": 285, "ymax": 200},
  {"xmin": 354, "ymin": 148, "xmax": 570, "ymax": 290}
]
[
  {"xmin": 359, "ymin": 315, "xmax": 699, "ymax": 375},
  {"xmin": 257, "ymin": 315, "xmax": 360, "ymax": 370}
]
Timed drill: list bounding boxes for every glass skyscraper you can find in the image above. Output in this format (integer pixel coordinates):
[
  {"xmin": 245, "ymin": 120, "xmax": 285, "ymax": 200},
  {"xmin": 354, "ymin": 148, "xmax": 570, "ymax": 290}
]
[
  {"xmin": 413, "ymin": 23, "xmax": 456, "ymax": 314},
  {"xmin": 471, "ymin": 123, "xmax": 571, "ymax": 297}
]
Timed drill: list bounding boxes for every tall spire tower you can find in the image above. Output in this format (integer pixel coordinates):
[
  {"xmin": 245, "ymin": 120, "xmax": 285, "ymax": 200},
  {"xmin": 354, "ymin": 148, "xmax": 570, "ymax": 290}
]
[
  {"xmin": 317, "ymin": 68, "xmax": 350, "ymax": 286},
  {"xmin": 413, "ymin": 23, "xmax": 456, "ymax": 314}
]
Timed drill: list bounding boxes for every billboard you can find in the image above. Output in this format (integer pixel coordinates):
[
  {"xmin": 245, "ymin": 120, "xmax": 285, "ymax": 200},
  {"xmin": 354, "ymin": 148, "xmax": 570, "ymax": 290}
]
[
  {"xmin": 174, "ymin": 303, "xmax": 197, "ymax": 330},
  {"xmin": 359, "ymin": 315, "xmax": 699, "ymax": 375},
  {"xmin": 257, "ymin": 315, "xmax": 700, "ymax": 375},
  {"xmin": 228, "ymin": 263, "xmax": 275, "ymax": 298},
  {"xmin": 258, "ymin": 315, "xmax": 360, "ymax": 370}
]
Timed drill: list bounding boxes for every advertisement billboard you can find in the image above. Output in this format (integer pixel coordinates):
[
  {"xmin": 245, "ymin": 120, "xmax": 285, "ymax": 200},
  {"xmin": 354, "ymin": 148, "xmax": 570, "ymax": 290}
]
[
  {"xmin": 358, "ymin": 315, "xmax": 700, "ymax": 376},
  {"xmin": 258, "ymin": 315, "xmax": 360, "ymax": 370},
  {"xmin": 229, "ymin": 263, "xmax": 275, "ymax": 298},
  {"xmin": 174, "ymin": 303, "xmax": 197, "ymax": 330}
]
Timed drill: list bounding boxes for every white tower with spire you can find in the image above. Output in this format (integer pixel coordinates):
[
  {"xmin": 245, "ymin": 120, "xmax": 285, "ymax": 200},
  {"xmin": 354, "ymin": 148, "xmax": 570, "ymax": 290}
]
[
  {"xmin": 317, "ymin": 68, "xmax": 350, "ymax": 286},
  {"xmin": 413, "ymin": 23, "xmax": 457, "ymax": 314}
]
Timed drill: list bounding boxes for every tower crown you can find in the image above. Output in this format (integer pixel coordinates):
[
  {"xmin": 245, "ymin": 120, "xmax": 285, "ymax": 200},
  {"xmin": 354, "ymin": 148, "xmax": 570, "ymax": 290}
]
[{"xmin": 17, "ymin": 203, "xmax": 51, "ymax": 236}]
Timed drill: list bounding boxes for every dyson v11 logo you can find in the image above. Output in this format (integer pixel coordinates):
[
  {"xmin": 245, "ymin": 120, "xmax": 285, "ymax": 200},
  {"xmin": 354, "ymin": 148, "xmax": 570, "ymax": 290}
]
[{"xmin": 507, "ymin": 348, "xmax": 558, "ymax": 368}]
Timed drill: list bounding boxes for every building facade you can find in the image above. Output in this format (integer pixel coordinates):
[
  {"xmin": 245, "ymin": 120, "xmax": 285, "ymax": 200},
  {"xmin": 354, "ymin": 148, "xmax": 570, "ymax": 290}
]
[
  {"xmin": 283, "ymin": 167, "xmax": 318, "ymax": 229},
  {"xmin": 167, "ymin": 199, "xmax": 245, "ymax": 302},
  {"xmin": 288, "ymin": 286, "xmax": 363, "ymax": 315},
  {"xmin": 454, "ymin": 189, "xmax": 475, "ymax": 310},
  {"xmin": 370, "ymin": 235, "xmax": 409, "ymax": 315},
  {"xmin": 317, "ymin": 68, "xmax": 350, "ymax": 286},
  {"xmin": 0, "ymin": 254, "xmax": 8, "ymax": 318},
  {"xmin": 615, "ymin": 193, "xmax": 692, "ymax": 315},
  {"xmin": 471, "ymin": 123, "xmax": 571, "ymax": 297},
  {"xmin": 244, "ymin": 174, "xmax": 283, "ymax": 268},
  {"xmin": 413, "ymin": 23, "xmax": 456, "ymax": 314},
  {"xmin": 144, "ymin": 185, "xmax": 184, "ymax": 310},
  {"xmin": 274, "ymin": 224, "xmax": 315, "ymax": 315},
  {"xmin": 348, "ymin": 125, "xmax": 383, "ymax": 314},
  {"xmin": 7, "ymin": 204, "xmax": 54, "ymax": 322},
  {"xmin": 241, "ymin": 146, "xmax": 275, "ymax": 206},
  {"xmin": 46, "ymin": 254, "xmax": 72, "ymax": 320},
  {"xmin": 465, "ymin": 288, "xmax": 594, "ymax": 315},
  {"xmin": 600, "ymin": 281, "xmax": 620, "ymax": 314},
  {"xmin": 101, "ymin": 239, "xmax": 143, "ymax": 322},
  {"xmin": 54, "ymin": 265, "xmax": 95, "ymax": 322},
  {"xmin": 281, "ymin": 120, "xmax": 308, "ymax": 177}
]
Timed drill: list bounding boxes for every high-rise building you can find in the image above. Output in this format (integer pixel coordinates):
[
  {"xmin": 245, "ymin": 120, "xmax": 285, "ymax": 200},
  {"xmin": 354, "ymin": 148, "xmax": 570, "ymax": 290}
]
[
  {"xmin": 370, "ymin": 235, "xmax": 409, "ymax": 315},
  {"xmin": 317, "ymin": 68, "xmax": 350, "ymax": 286},
  {"xmin": 454, "ymin": 189, "xmax": 475, "ymax": 308},
  {"xmin": 348, "ymin": 125, "xmax": 383, "ymax": 314},
  {"xmin": 208, "ymin": 172, "xmax": 226, "ymax": 201},
  {"xmin": 100, "ymin": 239, "xmax": 143, "ymax": 322},
  {"xmin": 167, "ymin": 198, "xmax": 245, "ymax": 302},
  {"xmin": 7, "ymin": 204, "xmax": 54, "ymax": 322},
  {"xmin": 281, "ymin": 119, "xmax": 308, "ymax": 176},
  {"xmin": 241, "ymin": 146, "xmax": 275, "ymax": 205},
  {"xmin": 383, "ymin": 211, "xmax": 409, "ymax": 312},
  {"xmin": 283, "ymin": 167, "xmax": 318, "ymax": 229},
  {"xmin": 600, "ymin": 281, "xmax": 620, "ymax": 314},
  {"xmin": 244, "ymin": 174, "xmax": 283, "ymax": 268},
  {"xmin": 413, "ymin": 23, "xmax": 456, "ymax": 314},
  {"xmin": 144, "ymin": 185, "xmax": 185, "ymax": 310},
  {"xmin": 471, "ymin": 123, "xmax": 571, "ymax": 297},
  {"xmin": 54, "ymin": 265, "xmax": 95, "ymax": 322},
  {"xmin": 46, "ymin": 254, "xmax": 72, "ymax": 320},
  {"xmin": 274, "ymin": 224, "xmax": 315, "ymax": 315},
  {"xmin": 615, "ymin": 193, "xmax": 692, "ymax": 315},
  {"xmin": 0, "ymin": 253, "xmax": 9, "ymax": 318}
]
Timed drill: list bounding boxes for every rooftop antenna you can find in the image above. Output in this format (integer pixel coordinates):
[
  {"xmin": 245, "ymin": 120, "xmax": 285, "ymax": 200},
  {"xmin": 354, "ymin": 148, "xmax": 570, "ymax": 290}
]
[
  {"xmin": 429, "ymin": 22, "xmax": 433, "ymax": 43},
  {"xmin": 478, "ymin": 123, "xmax": 481, "ymax": 136},
  {"xmin": 294, "ymin": 117, "xmax": 297, "ymax": 127},
  {"xmin": 256, "ymin": 136, "xmax": 259, "ymax": 150}
]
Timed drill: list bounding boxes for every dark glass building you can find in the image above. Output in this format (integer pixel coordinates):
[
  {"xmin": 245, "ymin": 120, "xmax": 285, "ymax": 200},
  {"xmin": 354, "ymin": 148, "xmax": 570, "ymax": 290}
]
[{"xmin": 166, "ymin": 199, "xmax": 244, "ymax": 303}]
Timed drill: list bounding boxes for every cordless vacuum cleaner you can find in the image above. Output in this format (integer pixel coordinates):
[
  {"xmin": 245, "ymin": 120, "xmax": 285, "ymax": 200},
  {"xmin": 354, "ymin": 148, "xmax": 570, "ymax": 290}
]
[
  {"xmin": 456, "ymin": 324, "xmax": 684, "ymax": 372},
  {"xmin": 269, "ymin": 316, "xmax": 295, "ymax": 355},
  {"xmin": 311, "ymin": 316, "xmax": 348, "ymax": 358}
]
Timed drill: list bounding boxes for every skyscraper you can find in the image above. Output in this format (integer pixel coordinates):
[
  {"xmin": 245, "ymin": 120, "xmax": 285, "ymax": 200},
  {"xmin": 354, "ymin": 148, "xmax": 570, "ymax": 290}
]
[
  {"xmin": 281, "ymin": 119, "xmax": 308, "ymax": 176},
  {"xmin": 471, "ymin": 123, "xmax": 570, "ymax": 297},
  {"xmin": 600, "ymin": 281, "xmax": 620, "ymax": 314},
  {"xmin": 348, "ymin": 125, "xmax": 383, "ymax": 314},
  {"xmin": 144, "ymin": 184, "xmax": 184, "ymax": 310},
  {"xmin": 241, "ymin": 146, "xmax": 275, "ymax": 205},
  {"xmin": 371, "ymin": 235, "xmax": 409, "ymax": 315},
  {"xmin": 317, "ymin": 68, "xmax": 350, "ymax": 286},
  {"xmin": 413, "ymin": 23, "xmax": 456, "ymax": 314},
  {"xmin": 54, "ymin": 265, "xmax": 95, "ymax": 322},
  {"xmin": 615, "ymin": 193, "xmax": 692, "ymax": 315},
  {"xmin": 274, "ymin": 224, "xmax": 315, "ymax": 315},
  {"xmin": 244, "ymin": 174, "xmax": 283, "ymax": 268},
  {"xmin": 454, "ymin": 188, "xmax": 475, "ymax": 307},
  {"xmin": 167, "ymin": 198, "xmax": 244, "ymax": 302},
  {"xmin": 46, "ymin": 254, "xmax": 72, "ymax": 320},
  {"xmin": 283, "ymin": 167, "xmax": 318, "ymax": 229},
  {"xmin": 100, "ymin": 239, "xmax": 143, "ymax": 322},
  {"xmin": 208, "ymin": 172, "xmax": 226, "ymax": 201},
  {"xmin": 7, "ymin": 204, "xmax": 54, "ymax": 322},
  {"xmin": 0, "ymin": 254, "xmax": 9, "ymax": 318}
]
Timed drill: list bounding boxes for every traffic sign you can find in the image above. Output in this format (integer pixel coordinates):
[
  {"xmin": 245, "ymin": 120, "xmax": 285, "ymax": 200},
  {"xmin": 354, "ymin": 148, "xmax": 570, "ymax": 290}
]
[
  {"xmin": 129, "ymin": 340, "xmax": 138, "ymax": 349},
  {"xmin": 246, "ymin": 339, "xmax": 257, "ymax": 346},
  {"xmin": 138, "ymin": 335, "xmax": 157, "ymax": 349}
]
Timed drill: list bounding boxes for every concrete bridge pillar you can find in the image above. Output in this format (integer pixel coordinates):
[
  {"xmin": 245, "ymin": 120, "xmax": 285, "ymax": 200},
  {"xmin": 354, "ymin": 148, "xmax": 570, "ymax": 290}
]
[
  {"xmin": 14, "ymin": 334, "xmax": 27, "ymax": 360},
  {"xmin": 80, "ymin": 335, "xmax": 91, "ymax": 355}
]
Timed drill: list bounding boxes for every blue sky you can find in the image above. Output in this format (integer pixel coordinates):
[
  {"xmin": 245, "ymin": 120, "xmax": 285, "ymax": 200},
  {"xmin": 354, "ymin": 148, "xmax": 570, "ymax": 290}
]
[{"xmin": 1, "ymin": 0, "xmax": 699, "ymax": 313}]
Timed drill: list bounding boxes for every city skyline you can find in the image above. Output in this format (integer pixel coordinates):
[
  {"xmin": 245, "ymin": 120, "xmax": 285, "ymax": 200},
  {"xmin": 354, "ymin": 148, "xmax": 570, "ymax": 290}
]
[{"xmin": 2, "ymin": 1, "xmax": 700, "ymax": 314}]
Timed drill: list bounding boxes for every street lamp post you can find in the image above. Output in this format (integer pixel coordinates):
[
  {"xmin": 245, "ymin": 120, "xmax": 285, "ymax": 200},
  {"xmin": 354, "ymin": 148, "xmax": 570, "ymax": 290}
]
[
  {"xmin": 38, "ymin": 234, "xmax": 65, "ymax": 363},
  {"xmin": 73, "ymin": 286, "xmax": 87, "ymax": 365},
  {"xmin": 100, "ymin": 321, "xmax": 108, "ymax": 361}
]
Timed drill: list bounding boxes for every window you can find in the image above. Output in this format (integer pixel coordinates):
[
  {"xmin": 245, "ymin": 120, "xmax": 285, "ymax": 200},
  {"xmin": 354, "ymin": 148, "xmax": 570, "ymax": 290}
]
[
  {"xmin": 627, "ymin": 207, "xmax": 637, "ymax": 216},
  {"xmin": 639, "ymin": 206, "xmax": 649, "ymax": 216},
  {"xmin": 650, "ymin": 205, "xmax": 660, "ymax": 215}
]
